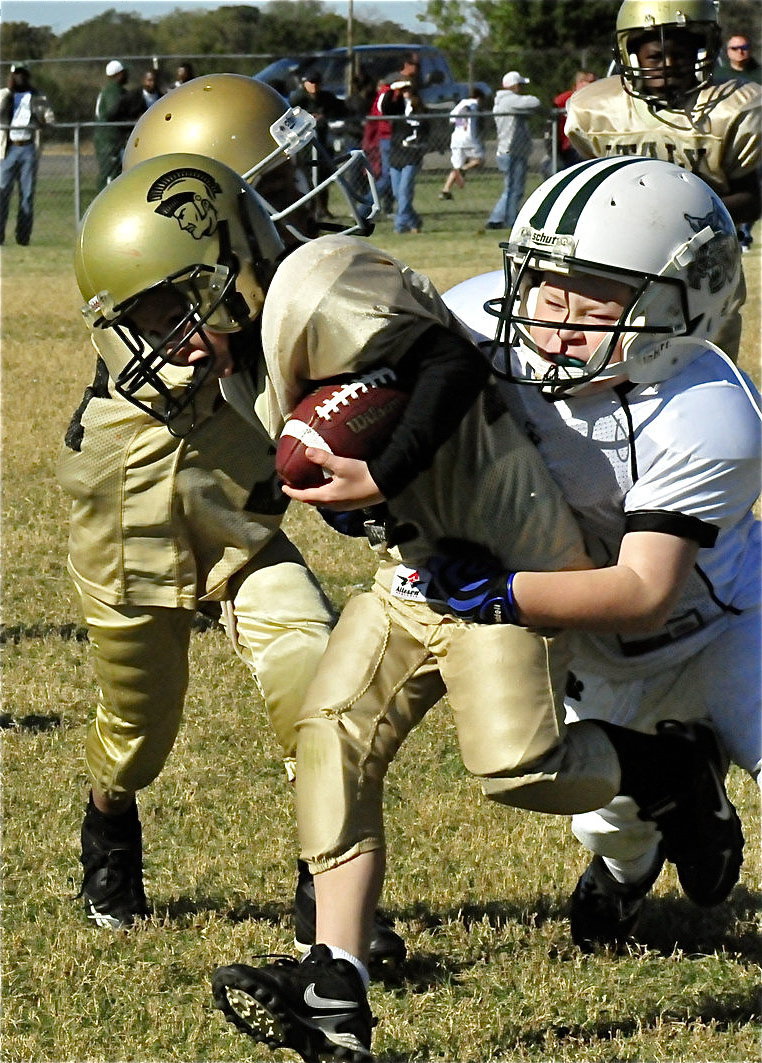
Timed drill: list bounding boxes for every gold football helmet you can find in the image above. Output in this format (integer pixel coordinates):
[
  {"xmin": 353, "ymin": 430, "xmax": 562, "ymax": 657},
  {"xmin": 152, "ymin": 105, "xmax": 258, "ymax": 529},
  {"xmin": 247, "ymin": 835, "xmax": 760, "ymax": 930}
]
[
  {"xmin": 615, "ymin": 0, "xmax": 721, "ymax": 106},
  {"xmin": 75, "ymin": 152, "xmax": 284, "ymax": 424},
  {"xmin": 123, "ymin": 74, "xmax": 378, "ymax": 241}
]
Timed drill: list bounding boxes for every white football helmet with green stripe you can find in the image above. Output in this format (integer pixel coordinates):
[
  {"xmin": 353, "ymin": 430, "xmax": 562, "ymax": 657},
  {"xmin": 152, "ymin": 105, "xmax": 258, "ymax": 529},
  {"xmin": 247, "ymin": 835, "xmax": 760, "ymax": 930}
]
[{"xmin": 487, "ymin": 156, "xmax": 740, "ymax": 396}]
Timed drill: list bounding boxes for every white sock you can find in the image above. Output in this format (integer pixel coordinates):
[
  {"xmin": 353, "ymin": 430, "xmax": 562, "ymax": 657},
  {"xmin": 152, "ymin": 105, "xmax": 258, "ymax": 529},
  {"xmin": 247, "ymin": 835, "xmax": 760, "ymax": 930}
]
[
  {"xmin": 604, "ymin": 849, "xmax": 661, "ymax": 885},
  {"xmin": 309, "ymin": 945, "xmax": 370, "ymax": 989}
]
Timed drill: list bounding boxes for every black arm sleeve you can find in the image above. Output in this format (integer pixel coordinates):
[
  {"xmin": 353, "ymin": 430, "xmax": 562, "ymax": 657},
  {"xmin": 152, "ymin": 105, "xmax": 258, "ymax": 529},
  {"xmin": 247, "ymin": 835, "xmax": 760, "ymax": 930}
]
[
  {"xmin": 367, "ymin": 323, "xmax": 490, "ymax": 499},
  {"xmin": 379, "ymin": 90, "xmax": 404, "ymax": 116}
]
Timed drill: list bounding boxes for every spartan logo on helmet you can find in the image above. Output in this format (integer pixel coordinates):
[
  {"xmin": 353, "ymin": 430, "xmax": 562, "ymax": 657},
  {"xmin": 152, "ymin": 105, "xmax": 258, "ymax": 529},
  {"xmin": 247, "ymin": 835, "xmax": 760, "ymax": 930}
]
[
  {"xmin": 684, "ymin": 206, "xmax": 738, "ymax": 295},
  {"xmin": 146, "ymin": 167, "xmax": 223, "ymax": 239}
]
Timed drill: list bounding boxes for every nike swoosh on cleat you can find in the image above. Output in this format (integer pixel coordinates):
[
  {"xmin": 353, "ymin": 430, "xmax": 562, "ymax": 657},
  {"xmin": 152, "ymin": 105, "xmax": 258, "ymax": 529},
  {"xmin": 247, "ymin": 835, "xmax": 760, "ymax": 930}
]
[
  {"xmin": 706, "ymin": 764, "xmax": 733, "ymax": 821},
  {"xmin": 304, "ymin": 983, "xmax": 359, "ymax": 1011}
]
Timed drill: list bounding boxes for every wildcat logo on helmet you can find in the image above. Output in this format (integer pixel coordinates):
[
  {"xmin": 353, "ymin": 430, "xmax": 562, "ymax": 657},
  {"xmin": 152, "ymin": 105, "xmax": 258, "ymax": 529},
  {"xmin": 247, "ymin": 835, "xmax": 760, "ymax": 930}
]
[
  {"xmin": 684, "ymin": 206, "xmax": 738, "ymax": 295},
  {"xmin": 146, "ymin": 167, "xmax": 223, "ymax": 239}
]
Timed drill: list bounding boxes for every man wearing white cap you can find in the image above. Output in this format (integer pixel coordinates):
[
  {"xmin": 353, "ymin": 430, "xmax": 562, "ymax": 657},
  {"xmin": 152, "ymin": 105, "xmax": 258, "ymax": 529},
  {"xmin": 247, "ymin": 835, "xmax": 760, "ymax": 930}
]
[
  {"xmin": 94, "ymin": 60, "xmax": 142, "ymax": 191},
  {"xmin": 485, "ymin": 70, "xmax": 542, "ymax": 230}
]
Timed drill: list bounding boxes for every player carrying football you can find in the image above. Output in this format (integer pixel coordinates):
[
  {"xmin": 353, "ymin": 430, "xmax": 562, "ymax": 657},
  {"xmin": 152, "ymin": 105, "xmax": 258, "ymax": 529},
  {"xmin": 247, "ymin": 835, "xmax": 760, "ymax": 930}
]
[{"xmin": 206, "ymin": 185, "xmax": 744, "ymax": 1061}]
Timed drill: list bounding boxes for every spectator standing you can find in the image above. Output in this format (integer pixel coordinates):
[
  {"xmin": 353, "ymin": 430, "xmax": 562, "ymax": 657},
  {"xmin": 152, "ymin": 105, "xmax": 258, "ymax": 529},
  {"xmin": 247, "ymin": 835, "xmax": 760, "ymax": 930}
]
[
  {"xmin": 380, "ymin": 80, "xmax": 429, "ymax": 233},
  {"xmin": 364, "ymin": 56, "xmax": 420, "ymax": 217},
  {"xmin": 0, "ymin": 64, "xmax": 54, "ymax": 246},
  {"xmin": 439, "ymin": 88, "xmax": 486, "ymax": 199},
  {"xmin": 718, "ymin": 32, "xmax": 759, "ymax": 258},
  {"xmin": 289, "ymin": 70, "xmax": 346, "ymax": 219},
  {"xmin": 140, "ymin": 70, "xmax": 162, "ymax": 110},
  {"xmin": 553, "ymin": 71, "xmax": 596, "ymax": 169},
  {"xmin": 339, "ymin": 74, "xmax": 373, "ymax": 152},
  {"xmin": 720, "ymin": 34, "xmax": 762, "ymax": 84},
  {"xmin": 382, "ymin": 51, "xmax": 421, "ymax": 92},
  {"xmin": 174, "ymin": 62, "xmax": 196, "ymax": 87},
  {"xmin": 363, "ymin": 78, "xmax": 395, "ymax": 212},
  {"xmin": 93, "ymin": 61, "xmax": 143, "ymax": 191},
  {"xmin": 485, "ymin": 71, "xmax": 543, "ymax": 231}
]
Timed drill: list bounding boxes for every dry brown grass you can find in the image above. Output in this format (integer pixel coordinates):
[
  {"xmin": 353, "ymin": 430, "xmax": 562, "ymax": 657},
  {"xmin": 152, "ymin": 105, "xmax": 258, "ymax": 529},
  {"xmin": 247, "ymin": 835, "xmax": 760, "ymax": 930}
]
[{"xmin": 1, "ymin": 210, "xmax": 760, "ymax": 1063}]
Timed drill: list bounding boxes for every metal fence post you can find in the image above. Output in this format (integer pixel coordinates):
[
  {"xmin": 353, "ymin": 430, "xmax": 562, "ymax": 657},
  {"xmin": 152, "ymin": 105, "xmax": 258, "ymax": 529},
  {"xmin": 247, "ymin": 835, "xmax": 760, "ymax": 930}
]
[{"xmin": 73, "ymin": 123, "xmax": 81, "ymax": 226}]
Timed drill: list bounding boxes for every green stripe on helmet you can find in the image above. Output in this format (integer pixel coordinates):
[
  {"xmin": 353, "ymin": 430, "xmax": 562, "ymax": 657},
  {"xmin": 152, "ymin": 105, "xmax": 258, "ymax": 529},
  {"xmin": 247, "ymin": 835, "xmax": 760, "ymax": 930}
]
[
  {"xmin": 529, "ymin": 157, "xmax": 643, "ymax": 234},
  {"xmin": 557, "ymin": 157, "xmax": 644, "ymax": 235},
  {"xmin": 528, "ymin": 159, "xmax": 602, "ymax": 229}
]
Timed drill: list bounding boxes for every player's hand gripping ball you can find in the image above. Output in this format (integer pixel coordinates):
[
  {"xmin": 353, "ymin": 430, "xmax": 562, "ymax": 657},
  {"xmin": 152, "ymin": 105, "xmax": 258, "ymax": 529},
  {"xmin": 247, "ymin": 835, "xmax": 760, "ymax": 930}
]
[{"xmin": 276, "ymin": 367, "xmax": 409, "ymax": 489}]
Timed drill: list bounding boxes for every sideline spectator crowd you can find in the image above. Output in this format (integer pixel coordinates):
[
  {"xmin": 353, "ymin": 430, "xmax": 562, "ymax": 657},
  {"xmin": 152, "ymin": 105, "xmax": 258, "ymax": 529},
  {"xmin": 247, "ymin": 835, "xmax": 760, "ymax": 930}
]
[{"xmin": 9, "ymin": 21, "xmax": 760, "ymax": 244}]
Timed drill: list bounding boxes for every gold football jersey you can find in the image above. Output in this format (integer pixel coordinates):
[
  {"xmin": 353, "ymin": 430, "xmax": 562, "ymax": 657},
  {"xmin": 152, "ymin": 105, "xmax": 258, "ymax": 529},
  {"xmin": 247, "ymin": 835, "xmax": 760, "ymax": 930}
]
[
  {"xmin": 566, "ymin": 76, "xmax": 761, "ymax": 196},
  {"xmin": 260, "ymin": 235, "xmax": 589, "ymax": 574},
  {"xmin": 58, "ymin": 335, "xmax": 285, "ymax": 609}
]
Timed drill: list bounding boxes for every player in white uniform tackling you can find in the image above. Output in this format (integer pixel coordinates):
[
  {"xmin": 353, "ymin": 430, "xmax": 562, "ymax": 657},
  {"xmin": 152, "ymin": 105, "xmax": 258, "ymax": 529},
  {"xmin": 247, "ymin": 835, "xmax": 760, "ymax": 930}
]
[
  {"xmin": 207, "ymin": 182, "xmax": 743, "ymax": 1062},
  {"xmin": 442, "ymin": 155, "xmax": 760, "ymax": 951}
]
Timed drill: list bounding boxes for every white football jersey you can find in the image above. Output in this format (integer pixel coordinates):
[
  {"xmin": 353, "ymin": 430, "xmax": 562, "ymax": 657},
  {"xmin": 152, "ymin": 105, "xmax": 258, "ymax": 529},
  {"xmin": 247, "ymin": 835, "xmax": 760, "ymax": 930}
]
[{"xmin": 444, "ymin": 271, "xmax": 761, "ymax": 678}]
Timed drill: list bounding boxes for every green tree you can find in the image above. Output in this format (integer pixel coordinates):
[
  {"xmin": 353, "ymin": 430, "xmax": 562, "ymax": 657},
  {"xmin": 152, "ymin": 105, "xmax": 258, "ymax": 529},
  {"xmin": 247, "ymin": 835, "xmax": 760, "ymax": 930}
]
[
  {"xmin": 0, "ymin": 21, "xmax": 57, "ymax": 63},
  {"xmin": 54, "ymin": 8, "xmax": 157, "ymax": 58},
  {"xmin": 423, "ymin": 0, "xmax": 620, "ymax": 98}
]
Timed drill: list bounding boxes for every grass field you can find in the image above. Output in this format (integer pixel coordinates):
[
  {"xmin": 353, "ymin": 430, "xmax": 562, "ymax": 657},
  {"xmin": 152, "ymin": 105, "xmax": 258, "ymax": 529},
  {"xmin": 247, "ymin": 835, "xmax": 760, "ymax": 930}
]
[{"xmin": 2, "ymin": 171, "xmax": 760, "ymax": 1063}]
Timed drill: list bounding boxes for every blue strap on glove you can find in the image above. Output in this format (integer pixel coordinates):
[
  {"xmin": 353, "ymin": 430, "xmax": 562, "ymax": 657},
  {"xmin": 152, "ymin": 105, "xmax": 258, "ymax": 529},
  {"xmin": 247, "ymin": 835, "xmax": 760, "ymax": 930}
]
[{"xmin": 428, "ymin": 552, "xmax": 521, "ymax": 625}]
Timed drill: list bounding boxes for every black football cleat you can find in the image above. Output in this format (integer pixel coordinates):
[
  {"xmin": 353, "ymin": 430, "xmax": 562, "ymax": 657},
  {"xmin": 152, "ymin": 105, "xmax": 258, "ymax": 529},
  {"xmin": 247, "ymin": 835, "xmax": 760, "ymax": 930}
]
[
  {"xmin": 212, "ymin": 944, "xmax": 375, "ymax": 1063},
  {"xmin": 294, "ymin": 860, "xmax": 406, "ymax": 970},
  {"xmin": 569, "ymin": 851, "xmax": 664, "ymax": 953},
  {"xmin": 79, "ymin": 795, "xmax": 149, "ymax": 929},
  {"xmin": 640, "ymin": 721, "xmax": 744, "ymax": 906}
]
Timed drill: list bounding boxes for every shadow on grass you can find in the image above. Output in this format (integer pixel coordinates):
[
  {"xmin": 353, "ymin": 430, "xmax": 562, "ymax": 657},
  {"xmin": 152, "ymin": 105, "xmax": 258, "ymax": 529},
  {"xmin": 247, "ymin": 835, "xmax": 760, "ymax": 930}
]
[
  {"xmin": 511, "ymin": 982, "xmax": 761, "ymax": 1051},
  {"xmin": 156, "ymin": 894, "xmax": 289, "ymax": 926},
  {"xmin": 0, "ymin": 712, "xmax": 63, "ymax": 731},
  {"xmin": 379, "ymin": 884, "xmax": 762, "ymax": 987},
  {"xmin": 635, "ymin": 885, "xmax": 762, "ymax": 962},
  {"xmin": 152, "ymin": 884, "xmax": 760, "ymax": 988},
  {"xmin": 374, "ymin": 983, "xmax": 760, "ymax": 1062}
]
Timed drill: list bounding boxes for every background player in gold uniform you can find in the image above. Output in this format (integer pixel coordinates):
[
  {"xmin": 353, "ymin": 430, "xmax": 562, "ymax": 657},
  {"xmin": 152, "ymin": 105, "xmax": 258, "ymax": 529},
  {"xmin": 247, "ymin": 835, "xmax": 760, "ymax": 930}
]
[{"xmin": 565, "ymin": 0, "xmax": 760, "ymax": 358}]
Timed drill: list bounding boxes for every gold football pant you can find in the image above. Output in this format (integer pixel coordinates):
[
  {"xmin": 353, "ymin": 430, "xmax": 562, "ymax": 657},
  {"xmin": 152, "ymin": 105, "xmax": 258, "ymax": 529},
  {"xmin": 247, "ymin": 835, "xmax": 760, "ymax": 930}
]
[
  {"xmin": 77, "ymin": 534, "xmax": 334, "ymax": 800},
  {"xmin": 295, "ymin": 573, "xmax": 621, "ymax": 872}
]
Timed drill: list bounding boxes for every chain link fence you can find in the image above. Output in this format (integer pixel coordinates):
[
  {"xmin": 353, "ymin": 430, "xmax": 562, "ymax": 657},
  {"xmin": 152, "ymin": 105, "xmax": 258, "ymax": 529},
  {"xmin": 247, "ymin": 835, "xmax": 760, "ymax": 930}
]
[{"xmin": 5, "ymin": 108, "xmax": 570, "ymax": 244}]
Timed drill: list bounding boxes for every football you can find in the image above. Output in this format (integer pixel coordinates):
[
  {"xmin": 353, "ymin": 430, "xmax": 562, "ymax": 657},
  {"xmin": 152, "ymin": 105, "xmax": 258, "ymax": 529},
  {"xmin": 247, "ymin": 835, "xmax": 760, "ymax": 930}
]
[{"xmin": 276, "ymin": 367, "xmax": 409, "ymax": 489}]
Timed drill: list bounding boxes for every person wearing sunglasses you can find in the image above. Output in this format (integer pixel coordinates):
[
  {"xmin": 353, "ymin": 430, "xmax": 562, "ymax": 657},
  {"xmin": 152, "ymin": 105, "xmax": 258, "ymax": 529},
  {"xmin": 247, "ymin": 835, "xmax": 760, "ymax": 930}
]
[{"xmin": 723, "ymin": 35, "xmax": 761, "ymax": 84}]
